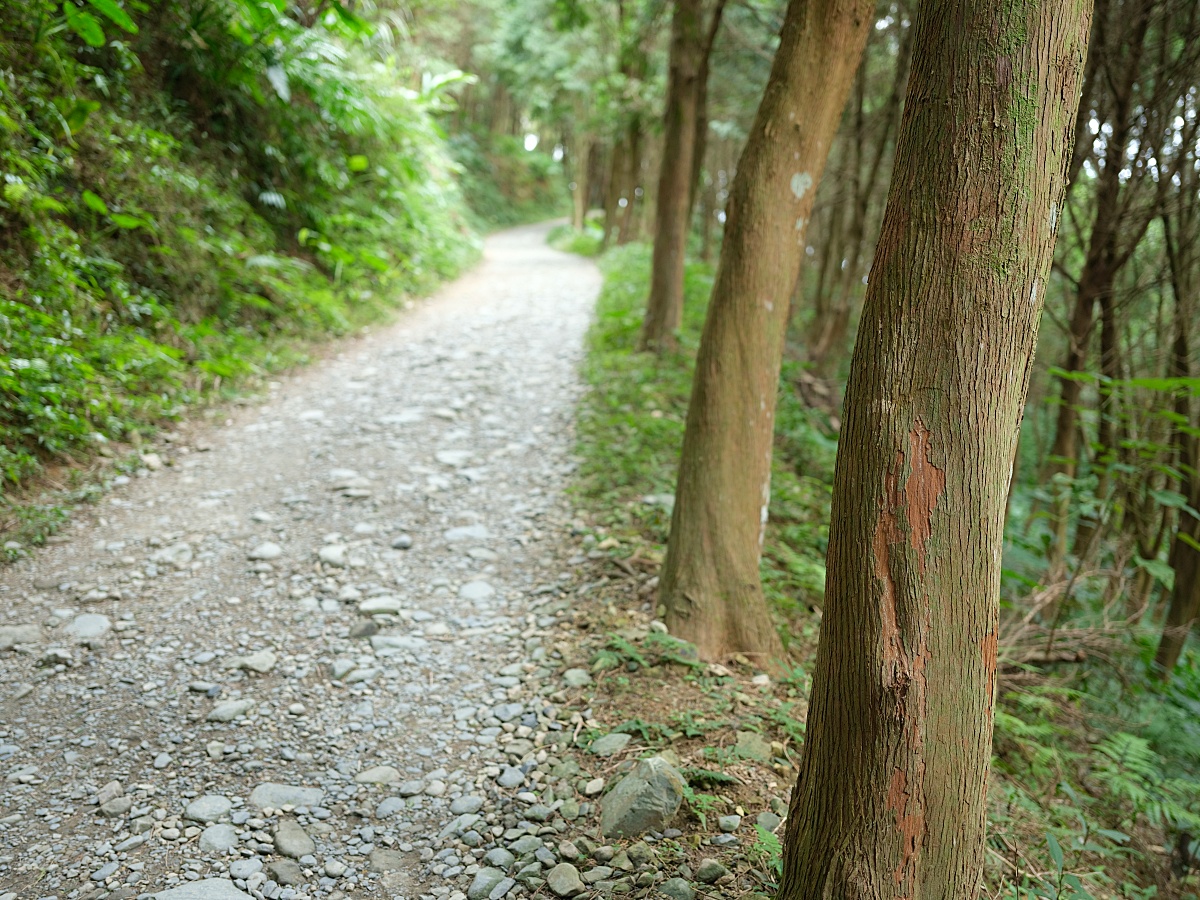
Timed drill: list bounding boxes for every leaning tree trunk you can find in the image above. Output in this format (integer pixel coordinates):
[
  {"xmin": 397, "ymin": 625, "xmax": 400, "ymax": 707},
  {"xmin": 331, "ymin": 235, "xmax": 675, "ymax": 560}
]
[
  {"xmin": 641, "ymin": 0, "xmax": 705, "ymax": 352},
  {"xmin": 778, "ymin": 0, "xmax": 1090, "ymax": 895},
  {"xmin": 658, "ymin": 0, "xmax": 876, "ymax": 661}
]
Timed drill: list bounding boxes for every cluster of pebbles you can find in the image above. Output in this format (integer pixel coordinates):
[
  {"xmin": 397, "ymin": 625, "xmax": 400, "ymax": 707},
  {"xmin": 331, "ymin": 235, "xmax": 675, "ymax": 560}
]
[{"xmin": 3, "ymin": 225, "xmax": 757, "ymax": 900}]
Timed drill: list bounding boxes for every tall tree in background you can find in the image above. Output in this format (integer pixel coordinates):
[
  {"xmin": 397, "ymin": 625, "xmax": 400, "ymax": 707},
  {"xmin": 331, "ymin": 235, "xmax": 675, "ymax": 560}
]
[
  {"xmin": 1041, "ymin": 0, "xmax": 1200, "ymax": 567},
  {"xmin": 657, "ymin": 0, "xmax": 875, "ymax": 660},
  {"xmin": 640, "ymin": 0, "xmax": 725, "ymax": 352},
  {"xmin": 778, "ymin": 0, "xmax": 1090, "ymax": 894},
  {"xmin": 1154, "ymin": 159, "xmax": 1200, "ymax": 678}
]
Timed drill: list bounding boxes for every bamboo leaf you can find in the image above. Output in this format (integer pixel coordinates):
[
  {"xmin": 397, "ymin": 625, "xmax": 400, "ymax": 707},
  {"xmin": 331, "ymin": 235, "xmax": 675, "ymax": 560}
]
[
  {"xmin": 63, "ymin": 4, "xmax": 106, "ymax": 47},
  {"xmin": 82, "ymin": 190, "xmax": 109, "ymax": 214},
  {"xmin": 1045, "ymin": 831, "xmax": 1064, "ymax": 871},
  {"xmin": 84, "ymin": 0, "xmax": 137, "ymax": 32}
]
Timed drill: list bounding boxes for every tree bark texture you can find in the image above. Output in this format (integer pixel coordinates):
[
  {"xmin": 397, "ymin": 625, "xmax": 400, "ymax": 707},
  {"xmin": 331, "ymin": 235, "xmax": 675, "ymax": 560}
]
[
  {"xmin": 1154, "ymin": 202, "xmax": 1200, "ymax": 677},
  {"xmin": 658, "ymin": 0, "xmax": 875, "ymax": 662},
  {"xmin": 617, "ymin": 121, "xmax": 644, "ymax": 244},
  {"xmin": 779, "ymin": 0, "xmax": 1090, "ymax": 896},
  {"xmin": 641, "ymin": 0, "xmax": 707, "ymax": 352}
]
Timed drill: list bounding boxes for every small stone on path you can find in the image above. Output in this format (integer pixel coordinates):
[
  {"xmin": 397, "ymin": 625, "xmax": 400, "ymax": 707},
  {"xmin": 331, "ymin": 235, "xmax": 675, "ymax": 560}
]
[
  {"xmin": 248, "ymin": 782, "xmax": 324, "ymax": 810},
  {"xmin": 206, "ymin": 699, "xmax": 254, "ymax": 722},
  {"xmin": 247, "ymin": 542, "xmax": 282, "ymax": 561},
  {"xmin": 153, "ymin": 880, "xmax": 253, "ymax": 900}
]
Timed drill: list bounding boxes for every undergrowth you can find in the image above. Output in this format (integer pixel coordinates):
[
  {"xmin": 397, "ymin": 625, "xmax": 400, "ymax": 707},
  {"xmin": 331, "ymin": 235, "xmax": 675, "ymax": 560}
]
[{"xmin": 572, "ymin": 246, "xmax": 1200, "ymax": 898}]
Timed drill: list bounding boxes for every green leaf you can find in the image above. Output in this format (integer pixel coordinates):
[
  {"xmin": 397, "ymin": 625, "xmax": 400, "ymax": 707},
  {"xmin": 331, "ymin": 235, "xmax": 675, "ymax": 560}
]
[
  {"xmin": 1134, "ymin": 555, "xmax": 1174, "ymax": 590},
  {"xmin": 1045, "ymin": 831, "xmax": 1064, "ymax": 872},
  {"xmin": 61, "ymin": 98, "xmax": 101, "ymax": 133},
  {"xmin": 110, "ymin": 212, "xmax": 149, "ymax": 229},
  {"xmin": 63, "ymin": 3, "xmax": 106, "ymax": 47},
  {"xmin": 348, "ymin": 154, "xmax": 369, "ymax": 172},
  {"xmin": 82, "ymin": 190, "xmax": 109, "ymax": 214},
  {"xmin": 84, "ymin": 0, "xmax": 137, "ymax": 32},
  {"xmin": 1179, "ymin": 532, "xmax": 1200, "ymax": 554}
]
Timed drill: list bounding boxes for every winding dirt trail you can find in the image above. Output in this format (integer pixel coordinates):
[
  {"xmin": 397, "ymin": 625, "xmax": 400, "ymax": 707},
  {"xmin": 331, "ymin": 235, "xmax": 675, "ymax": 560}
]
[{"xmin": 0, "ymin": 222, "xmax": 601, "ymax": 900}]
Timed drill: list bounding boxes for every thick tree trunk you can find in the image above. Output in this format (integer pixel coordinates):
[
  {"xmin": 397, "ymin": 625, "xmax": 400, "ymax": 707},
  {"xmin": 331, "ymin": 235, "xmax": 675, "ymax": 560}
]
[
  {"xmin": 641, "ymin": 0, "xmax": 705, "ymax": 352},
  {"xmin": 779, "ymin": 0, "xmax": 1089, "ymax": 895},
  {"xmin": 658, "ymin": 0, "xmax": 875, "ymax": 661}
]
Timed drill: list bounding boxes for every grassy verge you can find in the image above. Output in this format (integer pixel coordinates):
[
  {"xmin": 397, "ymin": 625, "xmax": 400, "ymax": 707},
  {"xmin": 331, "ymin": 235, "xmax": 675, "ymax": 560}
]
[{"xmin": 548, "ymin": 221, "xmax": 605, "ymax": 257}]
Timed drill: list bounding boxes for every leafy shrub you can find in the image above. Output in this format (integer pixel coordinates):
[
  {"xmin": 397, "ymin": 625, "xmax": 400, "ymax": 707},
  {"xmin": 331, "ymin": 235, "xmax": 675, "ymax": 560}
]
[{"xmin": 0, "ymin": 0, "xmax": 478, "ymax": 501}]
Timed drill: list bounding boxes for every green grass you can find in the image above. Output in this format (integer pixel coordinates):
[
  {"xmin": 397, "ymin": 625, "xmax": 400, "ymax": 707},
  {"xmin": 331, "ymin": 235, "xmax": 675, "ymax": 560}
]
[
  {"xmin": 548, "ymin": 221, "xmax": 604, "ymax": 257},
  {"xmin": 573, "ymin": 244, "xmax": 833, "ymax": 640}
]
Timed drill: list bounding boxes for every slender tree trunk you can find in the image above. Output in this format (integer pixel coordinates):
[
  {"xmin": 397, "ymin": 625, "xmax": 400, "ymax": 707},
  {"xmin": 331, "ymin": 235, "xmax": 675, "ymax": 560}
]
[
  {"xmin": 617, "ymin": 122, "xmax": 643, "ymax": 244},
  {"xmin": 688, "ymin": 0, "xmax": 727, "ymax": 224},
  {"xmin": 658, "ymin": 0, "xmax": 875, "ymax": 661},
  {"xmin": 603, "ymin": 138, "xmax": 626, "ymax": 248},
  {"xmin": 1154, "ymin": 210, "xmax": 1200, "ymax": 677},
  {"xmin": 1073, "ymin": 286, "xmax": 1123, "ymax": 554},
  {"xmin": 1045, "ymin": 0, "xmax": 1151, "ymax": 570},
  {"xmin": 808, "ymin": 24, "xmax": 911, "ymax": 375},
  {"xmin": 641, "ymin": 0, "xmax": 706, "ymax": 352},
  {"xmin": 779, "ymin": 0, "xmax": 1089, "ymax": 895},
  {"xmin": 571, "ymin": 139, "xmax": 592, "ymax": 231}
]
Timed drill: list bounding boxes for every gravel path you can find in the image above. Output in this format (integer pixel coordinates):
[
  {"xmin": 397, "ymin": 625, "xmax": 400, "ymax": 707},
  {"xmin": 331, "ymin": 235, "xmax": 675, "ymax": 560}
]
[{"xmin": 0, "ymin": 223, "xmax": 602, "ymax": 900}]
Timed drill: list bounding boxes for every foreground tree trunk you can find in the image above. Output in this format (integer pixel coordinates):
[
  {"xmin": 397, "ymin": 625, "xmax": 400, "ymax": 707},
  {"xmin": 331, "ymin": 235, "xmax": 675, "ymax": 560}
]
[
  {"xmin": 640, "ymin": 0, "xmax": 719, "ymax": 352},
  {"xmin": 779, "ymin": 0, "xmax": 1090, "ymax": 895},
  {"xmin": 658, "ymin": 0, "xmax": 875, "ymax": 661}
]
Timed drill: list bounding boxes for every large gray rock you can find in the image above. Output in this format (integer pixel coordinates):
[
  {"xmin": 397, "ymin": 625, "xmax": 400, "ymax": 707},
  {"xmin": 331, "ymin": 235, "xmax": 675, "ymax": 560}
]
[
  {"xmin": 546, "ymin": 863, "xmax": 585, "ymax": 897},
  {"xmin": 206, "ymin": 700, "xmax": 255, "ymax": 723},
  {"xmin": 199, "ymin": 824, "xmax": 238, "ymax": 854},
  {"xmin": 229, "ymin": 649, "xmax": 276, "ymax": 674},
  {"xmin": 64, "ymin": 614, "xmax": 111, "ymax": 641},
  {"xmin": 185, "ymin": 795, "xmax": 232, "ymax": 823},
  {"xmin": 0, "ymin": 624, "xmax": 41, "ymax": 649},
  {"xmin": 659, "ymin": 877, "xmax": 695, "ymax": 900},
  {"xmin": 599, "ymin": 757, "xmax": 686, "ymax": 838},
  {"xmin": 467, "ymin": 867, "xmax": 508, "ymax": 900},
  {"xmin": 590, "ymin": 733, "xmax": 631, "ymax": 757},
  {"xmin": 154, "ymin": 880, "xmax": 252, "ymax": 900},
  {"xmin": 248, "ymin": 782, "xmax": 324, "ymax": 811},
  {"xmin": 273, "ymin": 818, "xmax": 315, "ymax": 858}
]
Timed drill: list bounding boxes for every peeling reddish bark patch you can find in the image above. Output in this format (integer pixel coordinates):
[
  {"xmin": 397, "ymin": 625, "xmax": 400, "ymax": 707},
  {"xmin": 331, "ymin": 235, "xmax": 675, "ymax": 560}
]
[
  {"xmin": 874, "ymin": 451, "xmax": 906, "ymax": 684},
  {"xmin": 905, "ymin": 420, "xmax": 946, "ymax": 575},
  {"xmin": 981, "ymin": 631, "xmax": 998, "ymax": 707},
  {"xmin": 871, "ymin": 424, "xmax": 943, "ymax": 895}
]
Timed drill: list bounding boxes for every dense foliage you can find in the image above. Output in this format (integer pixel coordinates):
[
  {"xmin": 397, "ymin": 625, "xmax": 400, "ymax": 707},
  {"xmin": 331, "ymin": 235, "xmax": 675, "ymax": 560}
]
[{"xmin": 0, "ymin": 0, "xmax": 485, "ymax": 506}]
